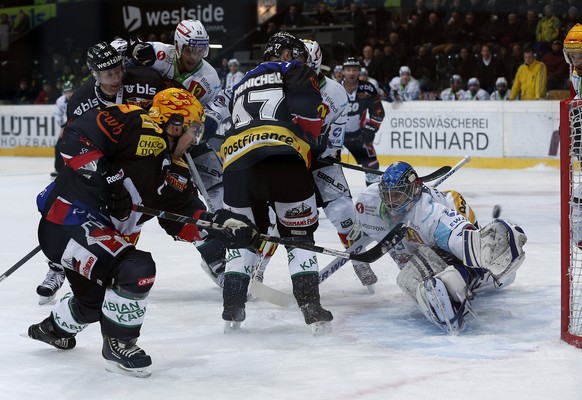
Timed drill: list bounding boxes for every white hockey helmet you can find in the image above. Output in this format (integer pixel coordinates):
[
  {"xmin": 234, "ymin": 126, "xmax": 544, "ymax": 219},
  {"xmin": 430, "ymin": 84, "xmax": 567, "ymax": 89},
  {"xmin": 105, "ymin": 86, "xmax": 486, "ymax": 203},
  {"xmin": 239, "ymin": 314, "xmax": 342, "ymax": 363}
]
[
  {"xmin": 110, "ymin": 38, "xmax": 128, "ymax": 56},
  {"xmin": 174, "ymin": 19, "xmax": 210, "ymax": 59},
  {"xmin": 301, "ymin": 39, "xmax": 323, "ymax": 73}
]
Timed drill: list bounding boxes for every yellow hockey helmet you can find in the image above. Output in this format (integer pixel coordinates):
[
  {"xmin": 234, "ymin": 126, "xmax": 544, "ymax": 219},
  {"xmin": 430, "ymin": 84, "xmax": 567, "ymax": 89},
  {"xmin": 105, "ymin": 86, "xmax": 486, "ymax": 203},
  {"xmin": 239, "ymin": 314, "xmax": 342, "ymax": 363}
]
[
  {"xmin": 564, "ymin": 24, "xmax": 582, "ymax": 53},
  {"xmin": 149, "ymin": 88, "xmax": 205, "ymax": 128}
]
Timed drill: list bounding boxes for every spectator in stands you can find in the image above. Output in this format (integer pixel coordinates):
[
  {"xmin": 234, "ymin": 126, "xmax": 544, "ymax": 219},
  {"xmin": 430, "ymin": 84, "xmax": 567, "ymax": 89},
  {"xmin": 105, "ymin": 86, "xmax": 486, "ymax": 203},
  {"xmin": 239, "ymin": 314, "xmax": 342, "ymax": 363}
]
[
  {"xmin": 281, "ymin": 4, "xmax": 305, "ymax": 28},
  {"xmin": 460, "ymin": 11, "xmax": 479, "ymax": 52},
  {"xmin": 216, "ymin": 57, "xmax": 229, "ymax": 88},
  {"xmin": 499, "ymin": 12, "xmax": 521, "ymax": 47},
  {"xmin": 561, "ymin": 6, "xmax": 580, "ymax": 38},
  {"xmin": 332, "ymin": 64, "xmax": 343, "ymax": 83},
  {"xmin": 535, "ymin": 4, "xmax": 561, "ymax": 56},
  {"xmin": 440, "ymin": 74, "xmax": 465, "ymax": 100},
  {"xmin": 518, "ymin": 10, "xmax": 539, "ymax": 45},
  {"xmin": 387, "ymin": 65, "xmax": 421, "ymax": 101},
  {"xmin": 13, "ymin": 78, "xmax": 34, "ymax": 104},
  {"xmin": 388, "ymin": 31, "xmax": 408, "ymax": 67},
  {"xmin": 225, "ymin": 58, "xmax": 244, "ymax": 91},
  {"xmin": 0, "ymin": 13, "xmax": 12, "ymax": 51},
  {"xmin": 313, "ymin": 2, "xmax": 334, "ymax": 25},
  {"xmin": 518, "ymin": 0, "xmax": 542, "ymax": 17},
  {"xmin": 475, "ymin": 44, "xmax": 502, "ymax": 93},
  {"xmin": 543, "ymin": 40, "xmax": 569, "ymax": 90},
  {"xmin": 479, "ymin": 14, "xmax": 503, "ymax": 49},
  {"xmin": 505, "ymin": 43, "xmax": 523, "ymax": 86},
  {"xmin": 259, "ymin": 21, "xmax": 279, "ymax": 43},
  {"xmin": 408, "ymin": 44, "xmax": 436, "ymax": 91},
  {"xmin": 468, "ymin": 0, "xmax": 489, "ymax": 26},
  {"xmin": 453, "ymin": 46, "xmax": 477, "ymax": 85},
  {"xmin": 420, "ymin": 12, "xmax": 445, "ymax": 54},
  {"xmin": 380, "ymin": 44, "xmax": 399, "ymax": 85},
  {"xmin": 405, "ymin": 13, "xmax": 424, "ymax": 51},
  {"xmin": 59, "ymin": 65, "xmax": 76, "ymax": 86},
  {"xmin": 509, "ymin": 45, "xmax": 547, "ymax": 100},
  {"xmin": 409, "ymin": 0, "xmax": 429, "ymax": 26},
  {"xmin": 432, "ymin": 10, "xmax": 463, "ymax": 55},
  {"xmin": 13, "ymin": 10, "xmax": 30, "ymax": 36},
  {"xmin": 345, "ymin": 2, "xmax": 369, "ymax": 48},
  {"xmin": 361, "ymin": 45, "xmax": 380, "ymax": 79},
  {"xmin": 429, "ymin": 0, "xmax": 447, "ymax": 21},
  {"xmin": 490, "ymin": 77, "xmax": 511, "ymax": 100},
  {"xmin": 33, "ymin": 80, "xmax": 55, "ymax": 105},
  {"xmin": 461, "ymin": 77, "xmax": 490, "ymax": 100}
]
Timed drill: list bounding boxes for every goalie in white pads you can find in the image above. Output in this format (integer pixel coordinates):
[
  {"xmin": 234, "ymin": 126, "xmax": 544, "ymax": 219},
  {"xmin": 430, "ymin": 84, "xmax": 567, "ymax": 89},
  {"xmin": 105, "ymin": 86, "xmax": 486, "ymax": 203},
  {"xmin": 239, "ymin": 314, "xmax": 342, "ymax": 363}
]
[{"xmin": 352, "ymin": 161, "xmax": 527, "ymax": 334}]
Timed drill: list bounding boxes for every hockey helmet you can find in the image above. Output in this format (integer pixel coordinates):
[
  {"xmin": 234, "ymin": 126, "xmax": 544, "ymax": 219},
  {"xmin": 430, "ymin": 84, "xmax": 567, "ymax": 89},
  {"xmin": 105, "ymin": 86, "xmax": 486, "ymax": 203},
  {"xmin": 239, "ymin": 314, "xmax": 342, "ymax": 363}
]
[
  {"xmin": 342, "ymin": 57, "xmax": 361, "ymax": 69},
  {"xmin": 149, "ymin": 88, "xmax": 205, "ymax": 134},
  {"xmin": 495, "ymin": 77, "xmax": 507, "ymax": 88},
  {"xmin": 301, "ymin": 39, "xmax": 323, "ymax": 73},
  {"xmin": 62, "ymin": 81, "xmax": 74, "ymax": 93},
  {"xmin": 110, "ymin": 38, "xmax": 128, "ymax": 56},
  {"xmin": 174, "ymin": 19, "xmax": 210, "ymax": 59},
  {"xmin": 263, "ymin": 31, "xmax": 308, "ymax": 61},
  {"xmin": 86, "ymin": 41, "xmax": 123, "ymax": 72},
  {"xmin": 379, "ymin": 161, "xmax": 422, "ymax": 214},
  {"xmin": 563, "ymin": 23, "xmax": 582, "ymax": 67}
]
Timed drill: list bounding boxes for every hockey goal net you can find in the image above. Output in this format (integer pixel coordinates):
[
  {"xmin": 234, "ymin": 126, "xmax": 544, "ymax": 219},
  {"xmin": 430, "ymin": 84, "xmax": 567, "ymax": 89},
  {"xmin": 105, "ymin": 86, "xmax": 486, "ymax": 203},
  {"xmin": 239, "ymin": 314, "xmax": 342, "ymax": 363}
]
[{"xmin": 561, "ymin": 98, "xmax": 582, "ymax": 348}]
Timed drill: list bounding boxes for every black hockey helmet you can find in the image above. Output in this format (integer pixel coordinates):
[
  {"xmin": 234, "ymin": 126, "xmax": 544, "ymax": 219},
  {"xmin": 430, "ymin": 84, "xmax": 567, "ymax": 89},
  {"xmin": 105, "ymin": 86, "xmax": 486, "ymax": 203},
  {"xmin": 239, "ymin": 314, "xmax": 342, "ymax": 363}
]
[
  {"xmin": 342, "ymin": 57, "xmax": 361, "ymax": 69},
  {"xmin": 263, "ymin": 31, "xmax": 308, "ymax": 61},
  {"xmin": 86, "ymin": 41, "xmax": 123, "ymax": 72}
]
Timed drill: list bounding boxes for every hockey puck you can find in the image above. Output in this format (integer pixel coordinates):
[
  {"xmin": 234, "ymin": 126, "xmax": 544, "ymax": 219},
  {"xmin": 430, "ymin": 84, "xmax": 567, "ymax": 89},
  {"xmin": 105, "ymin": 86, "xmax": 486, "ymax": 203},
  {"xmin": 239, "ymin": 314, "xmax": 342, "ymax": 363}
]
[{"xmin": 492, "ymin": 204, "xmax": 502, "ymax": 219}]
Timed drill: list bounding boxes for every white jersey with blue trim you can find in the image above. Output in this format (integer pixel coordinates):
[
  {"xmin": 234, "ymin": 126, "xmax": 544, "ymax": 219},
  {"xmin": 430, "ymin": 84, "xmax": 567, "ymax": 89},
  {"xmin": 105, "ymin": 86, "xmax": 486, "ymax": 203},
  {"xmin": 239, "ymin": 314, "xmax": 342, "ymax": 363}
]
[
  {"xmin": 148, "ymin": 41, "xmax": 221, "ymax": 107},
  {"xmin": 354, "ymin": 184, "xmax": 474, "ymax": 264},
  {"xmin": 320, "ymin": 76, "xmax": 348, "ymax": 150}
]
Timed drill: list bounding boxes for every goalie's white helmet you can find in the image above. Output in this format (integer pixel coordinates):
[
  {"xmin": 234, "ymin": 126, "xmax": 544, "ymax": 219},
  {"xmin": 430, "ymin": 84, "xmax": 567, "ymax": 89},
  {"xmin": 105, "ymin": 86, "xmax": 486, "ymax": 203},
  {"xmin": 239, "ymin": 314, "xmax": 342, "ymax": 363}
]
[
  {"xmin": 301, "ymin": 39, "xmax": 323, "ymax": 73},
  {"xmin": 174, "ymin": 19, "xmax": 210, "ymax": 59}
]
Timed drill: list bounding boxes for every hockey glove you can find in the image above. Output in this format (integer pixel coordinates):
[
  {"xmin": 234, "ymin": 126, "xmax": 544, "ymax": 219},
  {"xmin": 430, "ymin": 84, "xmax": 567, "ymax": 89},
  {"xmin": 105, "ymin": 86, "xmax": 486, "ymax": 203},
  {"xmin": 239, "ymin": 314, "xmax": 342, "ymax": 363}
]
[
  {"xmin": 99, "ymin": 168, "xmax": 132, "ymax": 221},
  {"xmin": 132, "ymin": 41, "xmax": 156, "ymax": 66},
  {"xmin": 204, "ymin": 209, "xmax": 260, "ymax": 249},
  {"xmin": 360, "ymin": 124, "xmax": 378, "ymax": 144}
]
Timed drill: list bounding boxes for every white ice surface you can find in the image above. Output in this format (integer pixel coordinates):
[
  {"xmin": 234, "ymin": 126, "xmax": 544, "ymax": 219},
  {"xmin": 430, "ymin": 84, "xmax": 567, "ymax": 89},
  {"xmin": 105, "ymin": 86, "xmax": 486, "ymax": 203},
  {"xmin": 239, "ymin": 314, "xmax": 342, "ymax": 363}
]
[{"xmin": 0, "ymin": 156, "xmax": 580, "ymax": 400}]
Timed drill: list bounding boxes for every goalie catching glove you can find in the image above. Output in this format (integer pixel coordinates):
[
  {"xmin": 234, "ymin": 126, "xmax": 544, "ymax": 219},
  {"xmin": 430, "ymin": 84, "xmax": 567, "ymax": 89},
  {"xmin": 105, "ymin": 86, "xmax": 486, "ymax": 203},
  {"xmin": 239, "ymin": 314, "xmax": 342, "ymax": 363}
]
[{"xmin": 461, "ymin": 219, "xmax": 527, "ymax": 287}]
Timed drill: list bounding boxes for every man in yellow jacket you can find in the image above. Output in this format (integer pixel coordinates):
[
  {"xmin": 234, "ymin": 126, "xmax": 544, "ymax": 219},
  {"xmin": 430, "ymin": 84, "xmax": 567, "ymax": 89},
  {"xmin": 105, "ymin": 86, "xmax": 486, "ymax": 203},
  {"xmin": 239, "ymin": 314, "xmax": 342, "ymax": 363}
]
[{"xmin": 509, "ymin": 45, "xmax": 547, "ymax": 100}]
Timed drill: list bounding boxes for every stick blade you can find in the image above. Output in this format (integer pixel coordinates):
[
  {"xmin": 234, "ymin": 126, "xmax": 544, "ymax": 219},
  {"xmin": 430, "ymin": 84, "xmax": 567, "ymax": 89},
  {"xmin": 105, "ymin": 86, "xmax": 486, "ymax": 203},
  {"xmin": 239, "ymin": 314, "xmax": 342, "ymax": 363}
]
[{"xmin": 248, "ymin": 280, "xmax": 294, "ymax": 308}]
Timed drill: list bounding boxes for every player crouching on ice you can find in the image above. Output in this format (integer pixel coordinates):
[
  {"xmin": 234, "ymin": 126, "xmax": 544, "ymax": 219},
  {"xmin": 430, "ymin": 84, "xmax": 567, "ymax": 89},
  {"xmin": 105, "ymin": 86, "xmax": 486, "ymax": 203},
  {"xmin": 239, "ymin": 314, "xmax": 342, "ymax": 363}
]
[{"xmin": 351, "ymin": 161, "xmax": 527, "ymax": 334}]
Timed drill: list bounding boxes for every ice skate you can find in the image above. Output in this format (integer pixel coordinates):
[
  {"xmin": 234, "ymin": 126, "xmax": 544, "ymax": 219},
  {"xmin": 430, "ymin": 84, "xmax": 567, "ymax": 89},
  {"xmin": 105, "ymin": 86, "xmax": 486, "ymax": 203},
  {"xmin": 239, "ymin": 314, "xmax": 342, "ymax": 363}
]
[
  {"xmin": 102, "ymin": 337, "xmax": 152, "ymax": 378},
  {"xmin": 353, "ymin": 262, "xmax": 377, "ymax": 293},
  {"xmin": 37, "ymin": 262, "xmax": 65, "ymax": 305},
  {"xmin": 27, "ymin": 316, "xmax": 76, "ymax": 350},
  {"xmin": 300, "ymin": 303, "xmax": 333, "ymax": 336},
  {"xmin": 222, "ymin": 304, "xmax": 245, "ymax": 334}
]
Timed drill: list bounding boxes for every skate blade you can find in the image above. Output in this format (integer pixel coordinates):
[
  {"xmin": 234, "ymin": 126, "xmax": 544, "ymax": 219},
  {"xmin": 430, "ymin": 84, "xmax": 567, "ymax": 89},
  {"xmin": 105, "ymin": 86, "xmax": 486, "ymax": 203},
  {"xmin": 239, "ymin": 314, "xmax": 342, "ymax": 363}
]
[
  {"xmin": 105, "ymin": 360, "xmax": 152, "ymax": 378},
  {"xmin": 38, "ymin": 294, "xmax": 56, "ymax": 305},
  {"xmin": 224, "ymin": 321, "xmax": 242, "ymax": 334},
  {"xmin": 310, "ymin": 321, "xmax": 332, "ymax": 336}
]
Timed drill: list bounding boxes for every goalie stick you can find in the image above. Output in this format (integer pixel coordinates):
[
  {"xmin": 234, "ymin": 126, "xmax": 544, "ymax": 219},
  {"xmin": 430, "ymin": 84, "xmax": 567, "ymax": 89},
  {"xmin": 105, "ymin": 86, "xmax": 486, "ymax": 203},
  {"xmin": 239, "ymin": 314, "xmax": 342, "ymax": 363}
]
[
  {"xmin": 318, "ymin": 157, "xmax": 452, "ymax": 182},
  {"xmin": 132, "ymin": 204, "xmax": 407, "ymax": 263},
  {"xmin": 0, "ymin": 245, "xmax": 41, "ymax": 284}
]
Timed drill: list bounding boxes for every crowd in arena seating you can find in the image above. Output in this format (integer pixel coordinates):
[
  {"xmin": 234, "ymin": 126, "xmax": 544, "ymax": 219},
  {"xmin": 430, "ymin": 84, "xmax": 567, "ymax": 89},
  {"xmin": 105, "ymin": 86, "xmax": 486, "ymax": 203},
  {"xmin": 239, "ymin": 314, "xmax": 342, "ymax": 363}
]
[{"xmin": 7, "ymin": 0, "xmax": 579, "ymax": 105}]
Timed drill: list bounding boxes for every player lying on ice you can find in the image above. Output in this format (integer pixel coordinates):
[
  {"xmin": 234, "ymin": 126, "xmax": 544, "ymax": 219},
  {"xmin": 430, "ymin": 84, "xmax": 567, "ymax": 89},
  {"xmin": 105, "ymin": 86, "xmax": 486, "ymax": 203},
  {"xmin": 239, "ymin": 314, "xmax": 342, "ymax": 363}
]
[{"xmin": 351, "ymin": 161, "xmax": 527, "ymax": 334}]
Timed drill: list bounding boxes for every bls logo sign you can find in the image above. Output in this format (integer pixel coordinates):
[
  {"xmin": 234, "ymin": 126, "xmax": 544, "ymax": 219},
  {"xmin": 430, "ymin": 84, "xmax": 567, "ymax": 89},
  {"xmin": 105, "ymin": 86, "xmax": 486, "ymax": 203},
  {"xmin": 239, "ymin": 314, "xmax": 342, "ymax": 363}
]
[
  {"xmin": 123, "ymin": 6, "xmax": 142, "ymax": 32},
  {"xmin": 124, "ymin": 83, "xmax": 156, "ymax": 95}
]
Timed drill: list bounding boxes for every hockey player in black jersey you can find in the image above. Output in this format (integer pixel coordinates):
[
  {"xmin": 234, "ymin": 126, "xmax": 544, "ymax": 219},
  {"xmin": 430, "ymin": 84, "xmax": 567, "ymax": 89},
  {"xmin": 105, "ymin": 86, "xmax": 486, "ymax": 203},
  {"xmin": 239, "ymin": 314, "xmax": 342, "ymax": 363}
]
[
  {"xmin": 341, "ymin": 57, "xmax": 385, "ymax": 186},
  {"xmin": 27, "ymin": 88, "xmax": 258, "ymax": 377},
  {"xmin": 219, "ymin": 31, "xmax": 333, "ymax": 335}
]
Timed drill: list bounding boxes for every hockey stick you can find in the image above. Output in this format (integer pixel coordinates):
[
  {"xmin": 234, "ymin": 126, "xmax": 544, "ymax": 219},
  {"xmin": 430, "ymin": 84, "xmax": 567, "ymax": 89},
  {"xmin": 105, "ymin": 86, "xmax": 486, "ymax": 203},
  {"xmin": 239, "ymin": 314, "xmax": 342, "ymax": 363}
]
[
  {"xmin": 0, "ymin": 245, "xmax": 42, "ymax": 284},
  {"xmin": 318, "ymin": 157, "xmax": 452, "ymax": 182},
  {"xmin": 430, "ymin": 155, "xmax": 471, "ymax": 188},
  {"xmin": 184, "ymin": 153, "xmax": 215, "ymax": 213},
  {"xmin": 133, "ymin": 204, "xmax": 407, "ymax": 263},
  {"xmin": 318, "ymin": 234, "xmax": 374, "ymax": 284}
]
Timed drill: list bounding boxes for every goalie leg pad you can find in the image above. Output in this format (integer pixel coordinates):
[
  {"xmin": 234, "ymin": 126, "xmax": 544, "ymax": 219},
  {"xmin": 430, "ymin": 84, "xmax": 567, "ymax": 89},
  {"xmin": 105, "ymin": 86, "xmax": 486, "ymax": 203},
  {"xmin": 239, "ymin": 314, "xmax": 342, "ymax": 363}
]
[
  {"xmin": 396, "ymin": 245, "xmax": 449, "ymax": 300},
  {"xmin": 416, "ymin": 277, "xmax": 469, "ymax": 335}
]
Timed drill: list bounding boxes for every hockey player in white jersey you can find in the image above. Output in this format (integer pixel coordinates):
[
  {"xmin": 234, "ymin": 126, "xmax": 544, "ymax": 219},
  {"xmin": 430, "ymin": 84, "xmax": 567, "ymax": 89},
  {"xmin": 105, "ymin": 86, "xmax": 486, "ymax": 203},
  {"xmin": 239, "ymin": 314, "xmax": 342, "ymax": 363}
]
[
  {"xmin": 352, "ymin": 161, "xmax": 527, "ymax": 334},
  {"xmin": 131, "ymin": 19, "xmax": 224, "ymax": 211}
]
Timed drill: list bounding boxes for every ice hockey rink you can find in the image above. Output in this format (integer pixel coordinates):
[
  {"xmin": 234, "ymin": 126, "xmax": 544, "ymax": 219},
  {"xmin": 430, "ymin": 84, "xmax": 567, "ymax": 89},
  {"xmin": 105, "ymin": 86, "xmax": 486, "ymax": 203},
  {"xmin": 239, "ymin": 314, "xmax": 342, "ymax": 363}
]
[{"xmin": 0, "ymin": 155, "xmax": 580, "ymax": 400}]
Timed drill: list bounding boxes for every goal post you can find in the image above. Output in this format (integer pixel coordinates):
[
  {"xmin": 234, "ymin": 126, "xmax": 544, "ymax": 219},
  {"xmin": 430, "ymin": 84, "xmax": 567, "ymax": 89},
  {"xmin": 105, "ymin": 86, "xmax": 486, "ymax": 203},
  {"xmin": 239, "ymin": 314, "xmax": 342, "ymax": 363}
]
[{"xmin": 560, "ymin": 98, "xmax": 582, "ymax": 348}]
